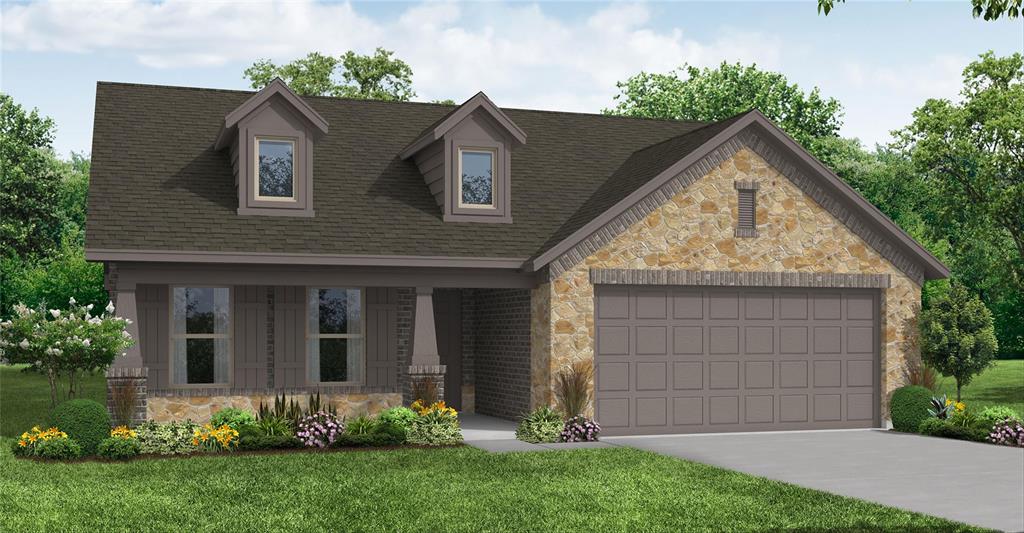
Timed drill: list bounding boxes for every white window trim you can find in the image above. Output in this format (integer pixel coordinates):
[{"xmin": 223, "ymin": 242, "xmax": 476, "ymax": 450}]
[
  {"xmin": 254, "ymin": 136, "xmax": 298, "ymax": 202},
  {"xmin": 168, "ymin": 285, "xmax": 232, "ymax": 388},
  {"xmin": 306, "ymin": 287, "xmax": 366, "ymax": 386},
  {"xmin": 456, "ymin": 146, "xmax": 497, "ymax": 209}
]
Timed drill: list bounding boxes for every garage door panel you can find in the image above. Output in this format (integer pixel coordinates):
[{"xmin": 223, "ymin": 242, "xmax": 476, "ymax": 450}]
[
  {"xmin": 709, "ymin": 326, "xmax": 739, "ymax": 354},
  {"xmin": 595, "ymin": 286, "xmax": 878, "ymax": 436},
  {"xmin": 636, "ymin": 326, "xmax": 667, "ymax": 355},
  {"xmin": 636, "ymin": 362, "xmax": 667, "ymax": 391}
]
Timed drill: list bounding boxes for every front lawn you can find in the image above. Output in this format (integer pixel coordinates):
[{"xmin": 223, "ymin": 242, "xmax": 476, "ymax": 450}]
[
  {"xmin": 0, "ymin": 365, "xmax": 105, "ymax": 437},
  {"xmin": 935, "ymin": 360, "xmax": 1024, "ymax": 417},
  {"xmin": 0, "ymin": 442, "xmax": 983, "ymax": 532}
]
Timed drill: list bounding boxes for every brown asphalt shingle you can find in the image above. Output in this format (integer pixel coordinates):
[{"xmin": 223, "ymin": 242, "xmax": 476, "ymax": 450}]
[{"xmin": 86, "ymin": 82, "xmax": 719, "ymax": 259}]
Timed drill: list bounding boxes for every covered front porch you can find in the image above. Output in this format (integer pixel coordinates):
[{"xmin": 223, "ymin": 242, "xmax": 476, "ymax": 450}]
[{"xmin": 102, "ymin": 260, "xmax": 537, "ymax": 423}]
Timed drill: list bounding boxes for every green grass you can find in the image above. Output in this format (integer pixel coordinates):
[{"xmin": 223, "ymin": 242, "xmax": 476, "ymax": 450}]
[
  {"xmin": 935, "ymin": 360, "xmax": 1024, "ymax": 417},
  {"xmin": 0, "ymin": 365, "xmax": 106, "ymax": 437},
  {"xmin": 0, "ymin": 443, "xmax": 984, "ymax": 532}
]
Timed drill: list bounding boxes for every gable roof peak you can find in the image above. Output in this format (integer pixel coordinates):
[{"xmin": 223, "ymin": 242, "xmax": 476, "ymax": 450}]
[
  {"xmin": 400, "ymin": 90, "xmax": 526, "ymax": 160},
  {"xmin": 214, "ymin": 78, "xmax": 329, "ymax": 149}
]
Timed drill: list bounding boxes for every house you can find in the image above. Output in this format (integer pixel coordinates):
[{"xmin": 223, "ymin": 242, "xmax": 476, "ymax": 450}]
[{"xmin": 88, "ymin": 79, "xmax": 948, "ymax": 436}]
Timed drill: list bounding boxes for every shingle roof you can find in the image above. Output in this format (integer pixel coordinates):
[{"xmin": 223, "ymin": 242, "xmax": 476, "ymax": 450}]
[{"xmin": 86, "ymin": 82, "xmax": 712, "ymax": 259}]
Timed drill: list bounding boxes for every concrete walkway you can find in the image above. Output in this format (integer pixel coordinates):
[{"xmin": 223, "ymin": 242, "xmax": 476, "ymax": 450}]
[
  {"xmin": 459, "ymin": 413, "xmax": 616, "ymax": 452},
  {"xmin": 605, "ymin": 429, "xmax": 1024, "ymax": 532}
]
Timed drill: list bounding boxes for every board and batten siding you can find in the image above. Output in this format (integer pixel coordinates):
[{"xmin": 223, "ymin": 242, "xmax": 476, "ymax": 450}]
[
  {"xmin": 273, "ymin": 286, "xmax": 306, "ymax": 388},
  {"xmin": 138, "ymin": 284, "xmax": 170, "ymax": 389},
  {"xmin": 365, "ymin": 288, "xmax": 401, "ymax": 389},
  {"xmin": 233, "ymin": 285, "xmax": 268, "ymax": 389}
]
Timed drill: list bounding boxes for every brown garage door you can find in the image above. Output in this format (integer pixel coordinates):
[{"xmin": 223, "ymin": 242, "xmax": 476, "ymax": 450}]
[{"xmin": 594, "ymin": 286, "xmax": 879, "ymax": 436}]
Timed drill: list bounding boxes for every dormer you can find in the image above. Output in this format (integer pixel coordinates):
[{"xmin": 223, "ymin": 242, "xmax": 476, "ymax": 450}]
[
  {"xmin": 400, "ymin": 92, "xmax": 526, "ymax": 223},
  {"xmin": 214, "ymin": 79, "xmax": 328, "ymax": 217}
]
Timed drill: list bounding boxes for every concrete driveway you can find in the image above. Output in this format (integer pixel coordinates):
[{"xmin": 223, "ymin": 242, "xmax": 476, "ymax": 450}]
[{"xmin": 605, "ymin": 429, "xmax": 1024, "ymax": 532}]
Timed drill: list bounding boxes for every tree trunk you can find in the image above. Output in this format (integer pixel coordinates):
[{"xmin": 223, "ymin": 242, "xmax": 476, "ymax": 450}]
[
  {"xmin": 956, "ymin": 378, "xmax": 962, "ymax": 402},
  {"xmin": 47, "ymin": 369, "xmax": 57, "ymax": 408},
  {"xmin": 68, "ymin": 370, "xmax": 76, "ymax": 398}
]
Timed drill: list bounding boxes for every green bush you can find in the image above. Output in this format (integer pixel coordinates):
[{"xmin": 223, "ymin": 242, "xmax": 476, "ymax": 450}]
[
  {"xmin": 48, "ymin": 399, "xmax": 111, "ymax": 455},
  {"xmin": 977, "ymin": 406, "xmax": 1022, "ymax": 427},
  {"xmin": 890, "ymin": 386, "xmax": 933, "ymax": 432},
  {"xmin": 35, "ymin": 437, "xmax": 83, "ymax": 460},
  {"xmin": 378, "ymin": 406, "xmax": 418, "ymax": 430},
  {"xmin": 917, "ymin": 418, "xmax": 989, "ymax": 442},
  {"xmin": 516, "ymin": 406, "xmax": 564, "ymax": 443},
  {"xmin": 345, "ymin": 414, "xmax": 379, "ymax": 435},
  {"xmin": 407, "ymin": 411, "xmax": 462, "ymax": 446},
  {"xmin": 97, "ymin": 437, "xmax": 141, "ymax": 460},
  {"xmin": 209, "ymin": 408, "xmax": 257, "ymax": 431},
  {"xmin": 334, "ymin": 422, "xmax": 407, "ymax": 447},
  {"xmin": 238, "ymin": 434, "xmax": 303, "ymax": 451},
  {"xmin": 135, "ymin": 420, "xmax": 199, "ymax": 455}
]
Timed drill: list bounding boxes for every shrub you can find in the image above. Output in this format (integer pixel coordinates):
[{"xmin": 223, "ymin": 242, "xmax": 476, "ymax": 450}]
[
  {"xmin": 978, "ymin": 406, "xmax": 1022, "ymax": 427},
  {"xmin": 97, "ymin": 437, "xmax": 141, "ymax": 460},
  {"xmin": 917, "ymin": 418, "xmax": 989, "ymax": 442},
  {"xmin": 889, "ymin": 386, "xmax": 933, "ymax": 432},
  {"xmin": 48, "ymin": 399, "xmax": 111, "ymax": 455},
  {"xmin": 334, "ymin": 423, "xmax": 407, "ymax": 447},
  {"xmin": 987, "ymin": 419, "xmax": 1024, "ymax": 447},
  {"xmin": 407, "ymin": 410, "xmax": 462, "ymax": 446},
  {"xmin": 560, "ymin": 415, "xmax": 601, "ymax": 442},
  {"xmin": 238, "ymin": 434, "xmax": 303, "ymax": 451},
  {"xmin": 378, "ymin": 406, "xmax": 418, "ymax": 430},
  {"xmin": 516, "ymin": 406, "xmax": 564, "ymax": 443},
  {"xmin": 345, "ymin": 414, "xmax": 379, "ymax": 435},
  {"xmin": 903, "ymin": 361, "xmax": 938, "ymax": 391},
  {"xmin": 920, "ymin": 283, "xmax": 998, "ymax": 401},
  {"xmin": 35, "ymin": 437, "xmax": 83, "ymax": 460},
  {"xmin": 192, "ymin": 423, "xmax": 240, "ymax": 452},
  {"xmin": 297, "ymin": 412, "xmax": 344, "ymax": 448},
  {"xmin": 14, "ymin": 426, "xmax": 70, "ymax": 457},
  {"xmin": 135, "ymin": 420, "xmax": 199, "ymax": 455},
  {"xmin": 254, "ymin": 415, "xmax": 293, "ymax": 437},
  {"xmin": 555, "ymin": 361, "xmax": 593, "ymax": 418},
  {"xmin": 209, "ymin": 408, "xmax": 256, "ymax": 431}
]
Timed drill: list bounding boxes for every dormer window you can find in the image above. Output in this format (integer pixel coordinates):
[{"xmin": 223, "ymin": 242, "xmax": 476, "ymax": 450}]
[
  {"xmin": 459, "ymin": 148, "xmax": 496, "ymax": 208},
  {"xmin": 256, "ymin": 137, "xmax": 296, "ymax": 201}
]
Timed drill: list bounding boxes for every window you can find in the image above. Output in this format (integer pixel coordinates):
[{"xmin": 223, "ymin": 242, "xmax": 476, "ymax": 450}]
[
  {"xmin": 255, "ymin": 138, "xmax": 296, "ymax": 200},
  {"xmin": 307, "ymin": 288, "xmax": 364, "ymax": 384},
  {"xmin": 171, "ymin": 287, "xmax": 230, "ymax": 385},
  {"xmin": 734, "ymin": 181, "xmax": 759, "ymax": 237},
  {"xmin": 458, "ymin": 148, "xmax": 495, "ymax": 207}
]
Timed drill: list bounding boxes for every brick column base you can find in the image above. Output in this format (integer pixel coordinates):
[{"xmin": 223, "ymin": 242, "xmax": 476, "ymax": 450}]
[
  {"xmin": 106, "ymin": 367, "xmax": 148, "ymax": 426},
  {"xmin": 405, "ymin": 364, "xmax": 446, "ymax": 405}
]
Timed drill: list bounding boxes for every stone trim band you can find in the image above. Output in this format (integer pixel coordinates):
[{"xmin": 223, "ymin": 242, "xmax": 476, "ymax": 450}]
[{"xmin": 589, "ymin": 268, "xmax": 892, "ymax": 289}]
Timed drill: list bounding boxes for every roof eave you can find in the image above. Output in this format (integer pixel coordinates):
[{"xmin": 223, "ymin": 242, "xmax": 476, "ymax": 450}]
[{"xmin": 400, "ymin": 91, "xmax": 526, "ymax": 160}]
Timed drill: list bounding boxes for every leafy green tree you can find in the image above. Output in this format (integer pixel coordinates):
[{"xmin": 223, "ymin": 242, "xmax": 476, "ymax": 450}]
[
  {"xmin": 896, "ymin": 52, "xmax": 1024, "ymax": 293},
  {"xmin": 245, "ymin": 48, "xmax": 415, "ymax": 101},
  {"xmin": 920, "ymin": 283, "xmax": 999, "ymax": 401},
  {"xmin": 818, "ymin": 0, "xmax": 1021, "ymax": 20},
  {"xmin": 605, "ymin": 62, "xmax": 844, "ymax": 156},
  {"xmin": 1, "ymin": 240, "xmax": 106, "ymax": 318},
  {"xmin": 1, "ymin": 93, "xmax": 65, "ymax": 259}
]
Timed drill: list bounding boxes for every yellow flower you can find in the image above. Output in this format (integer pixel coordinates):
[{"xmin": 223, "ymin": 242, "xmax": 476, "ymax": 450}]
[
  {"xmin": 945, "ymin": 398, "xmax": 953, "ymax": 407},
  {"xmin": 955, "ymin": 402, "xmax": 966, "ymax": 412},
  {"xmin": 18, "ymin": 440, "xmax": 27, "ymax": 447}
]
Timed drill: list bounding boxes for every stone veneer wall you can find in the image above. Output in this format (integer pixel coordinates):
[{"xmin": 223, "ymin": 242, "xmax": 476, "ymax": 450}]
[
  {"xmin": 474, "ymin": 289, "xmax": 532, "ymax": 419},
  {"xmin": 530, "ymin": 147, "xmax": 921, "ymax": 420},
  {"xmin": 148, "ymin": 392, "xmax": 402, "ymax": 423}
]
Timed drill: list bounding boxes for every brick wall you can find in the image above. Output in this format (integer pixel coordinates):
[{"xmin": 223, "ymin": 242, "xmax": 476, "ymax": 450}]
[{"xmin": 473, "ymin": 288, "xmax": 532, "ymax": 420}]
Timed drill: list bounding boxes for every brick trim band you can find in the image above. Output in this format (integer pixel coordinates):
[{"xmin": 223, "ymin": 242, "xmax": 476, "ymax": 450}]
[
  {"xmin": 149, "ymin": 385, "xmax": 397, "ymax": 397},
  {"xmin": 589, "ymin": 268, "xmax": 891, "ymax": 289}
]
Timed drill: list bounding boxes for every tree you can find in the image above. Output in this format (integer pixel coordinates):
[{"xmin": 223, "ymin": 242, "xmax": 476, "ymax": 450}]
[
  {"xmin": 817, "ymin": 0, "xmax": 1021, "ymax": 20},
  {"xmin": 1, "ymin": 239, "xmax": 106, "ymax": 318},
  {"xmin": 244, "ymin": 48, "xmax": 415, "ymax": 101},
  {"xmin": 896, "ymin": 52, "xmax": 1024, "ymax": 293},
  {"xmin": 605, "ymin": 62, "xmax": 844, "ymax": 157},
  {"xmin": 920, "ymin": 283, "xmax": 998, "ymax": 401},
  {"xmin": 0, "ymin": 93, "xmax": 65, "ymax": 259}
]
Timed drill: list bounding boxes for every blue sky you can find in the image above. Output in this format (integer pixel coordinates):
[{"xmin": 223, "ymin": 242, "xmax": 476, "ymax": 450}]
[{"xmin": 2, "ymin": 1, "xmax": 1022, "ymax": 157}]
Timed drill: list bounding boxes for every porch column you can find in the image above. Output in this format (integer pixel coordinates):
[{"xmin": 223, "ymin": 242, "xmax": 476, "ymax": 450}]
[
  {"xmin": 406, "ymin": 287, "xmax": 446, "ymax": 404},
  {"xmin": 106, "ymin": 284, "xmax": 148, "ymax": 426}
]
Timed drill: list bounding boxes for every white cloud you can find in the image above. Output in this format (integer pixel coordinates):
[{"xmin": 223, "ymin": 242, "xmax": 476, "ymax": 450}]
[{"xmin": 1, "ymin": 0, "xmax": 784, "ymax": 111}]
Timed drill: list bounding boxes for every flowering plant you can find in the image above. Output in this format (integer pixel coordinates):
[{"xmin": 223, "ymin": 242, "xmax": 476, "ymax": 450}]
[
  {"xmin": 192, "ymin": 423, "xmax": 239, "ymax": 451},
  {"xmin": 296, "ymin": 412, "xmax": 344, "ymax": 448},
  {"xmin": 560, "ymin": 415, "xmax": 601, "ymax": 442},
  {"xmin": 410, "ymin": 400, "xmax": 457, "ymax": 417},
  {"xmin": 16, "ymin": 426, "xmax": 69, "ymax": 455},
  {"xmin": 987, "ymin": 419, "xmax": 1024, "ymax": 447},
  {"xmin": 110, "ymin": 425, "xmax": 138, "ymax": 440},
  {"xmin": 0, "ymin": 299, "xmax": 134, "ymax": 406}
]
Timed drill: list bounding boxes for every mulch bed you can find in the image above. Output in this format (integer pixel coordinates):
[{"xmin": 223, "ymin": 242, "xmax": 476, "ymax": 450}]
[{"xmin": 14, "ymin": 443, "xmax": 466, "ymax": 464}]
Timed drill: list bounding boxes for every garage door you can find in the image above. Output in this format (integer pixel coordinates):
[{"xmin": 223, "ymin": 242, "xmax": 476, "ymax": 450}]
[{"xmin": 594, "ymin": 286, "xmax": 879, "ymax": 436}]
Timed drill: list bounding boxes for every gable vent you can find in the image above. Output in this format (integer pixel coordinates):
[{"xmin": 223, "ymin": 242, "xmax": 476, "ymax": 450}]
[{"xmin": 734, "ymin": 180, "xmax": 759, "ymax": 237}]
